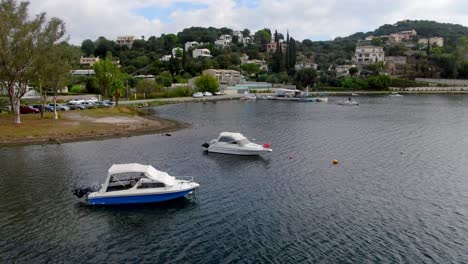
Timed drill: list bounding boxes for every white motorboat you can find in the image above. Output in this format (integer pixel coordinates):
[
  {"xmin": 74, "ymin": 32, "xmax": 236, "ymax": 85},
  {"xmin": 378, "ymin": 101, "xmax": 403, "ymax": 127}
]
[
  {"xmin": 202, "ymin": 132, "xmax": 272, "ymax": 156},
  {"xmin": 389, "ymin": 92, "xmax": 403, "ymax": 97},
  {"xmin": 240, "ymin": 93, "xmax": 257, "ymax": 100},
  {"xmin": 351, "ymin": 93, "xmax": 359, "ymax": 96},
  {"xmin": 337, "ymin": 99, "xmax": 359, "ymax": 106},
  {"xmin": 317, "ymin": 93, "xmax": 328, "ymax": 102},
  {"xmin": 74, "ymin": 163, "xmax": 199, "ymax": 205}
]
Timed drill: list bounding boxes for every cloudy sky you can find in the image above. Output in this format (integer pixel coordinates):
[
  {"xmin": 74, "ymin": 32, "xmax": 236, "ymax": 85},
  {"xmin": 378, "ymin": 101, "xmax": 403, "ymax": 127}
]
[{"xmin": 29, "ymin": 0, "xmax": 468, "ymax": 44}]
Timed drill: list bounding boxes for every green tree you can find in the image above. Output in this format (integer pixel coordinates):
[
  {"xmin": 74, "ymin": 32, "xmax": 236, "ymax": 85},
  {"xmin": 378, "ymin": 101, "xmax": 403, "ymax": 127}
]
[
  {"xmin": 81, "ymin": 39, "xmax": 95, "ymax": 56},
  {"xmin": 41, "ymin": 43, "xmax": 74, "ymax": 119},
  {"xmin": 254, "ymin": 29, "xmax": 271, "ymax": 47},
  {"xmin": 241, "ymin": 63, "xmax": 261, "ymax": 78},
  {"xmin": 0, "ymin": 0, "xmax": 66, "ymax": 124},
  {"xmin": 93, "ymin": 54, "xmax": 121, "ymax": 98},
  {"xmin": 349, "ymin": 67, "xmax": 359, "ymax": 76},
  {"xmin": 195, "ymin": 74, "xmax": 219, "ymax": 93},
  {"xmin": 371, "ymin": 37, "xmax": 384, "ymax": 46},
  {"xmin": 294, "ymin": 68, "xmax": 318, "ymax": 89},
  {"xmin": 155, "ymin": 71, "xmax": 173, "ymax": 87}
]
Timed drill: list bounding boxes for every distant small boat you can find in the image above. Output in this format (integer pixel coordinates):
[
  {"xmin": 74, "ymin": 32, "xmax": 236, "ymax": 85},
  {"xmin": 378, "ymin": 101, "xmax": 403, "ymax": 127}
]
[
  {"xmin": 74, "ymin": 163, "xmax": 199, "ymax": 205},
  {"xmin": 351, "ymin": 93, "xmax": 359, "ymax": 96},
  {"xmin": 389, "ymin": 92, "xmax": 403, "ymax": 97},
  {"xmin": 203, "ymin": 132, "xmax": 272, "ymax": 156},
  {"xmin": 337, "ymin": 100, "xmax": 359, "ymax": 106}
]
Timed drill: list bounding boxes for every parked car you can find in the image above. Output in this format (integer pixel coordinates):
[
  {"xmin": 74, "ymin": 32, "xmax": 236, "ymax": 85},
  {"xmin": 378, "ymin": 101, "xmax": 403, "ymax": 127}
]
[
  {"xmin": 102, "ymin": 100, "xmax": 114, "ymax": 106},
  {"xmin": 65, "ymin": 102, "xmax": 86, "ymax": 110},
  {"xmin": 85, "ymin": 97, "xmax": 99, "ymax": 103},
  {"xmin": 32, "ymin": 104, "xmax": 53, "ymax": 112},
  {"xmin": 203, "ymin": 91, "xmax": 213, "ymax": 96},
  {"xmin": 48, "ymin": 103, "xmax": 70, "ymax": 111},
  {"xmin": 214, "ymin": 91, "xmax": 224, "ymax": 96},
  {"xmin": 80, "ymin": 102, "xmax": 96, "ymax": 109},
  {"xmin": 68, "ymin": 99, "xmax": 85, "ymax": 105},
  {"xmin": 192, "ymin": 92, "xmax": 203, "ymax": 98},
  {"xmin": 20, "ymin": 105, "xmax": 39, "ymax": 114},
  {"xmin": 94, "ymin": 101, "xmax": 111, "ymax": 108}
]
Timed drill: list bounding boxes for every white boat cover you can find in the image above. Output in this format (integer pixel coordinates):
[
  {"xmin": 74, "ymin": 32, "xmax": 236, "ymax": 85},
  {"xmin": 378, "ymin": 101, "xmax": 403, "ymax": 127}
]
[
  {"xmin": 219, "ymin": 132, "xmax": 247, "ymax": 141},
  {"xmin": 108, "ymin": 163, "xmax": 176, "ymax": 186}
]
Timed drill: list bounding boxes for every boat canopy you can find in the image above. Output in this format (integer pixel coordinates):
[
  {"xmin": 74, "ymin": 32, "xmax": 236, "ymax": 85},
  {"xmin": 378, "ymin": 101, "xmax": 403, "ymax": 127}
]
[
  {"xmin": 108, "ymin": 163, "xmax": 176, "ymax": 186},
  {"xmin": 219, "ymin": 132, "xmax": 247, "ymax": 141}
]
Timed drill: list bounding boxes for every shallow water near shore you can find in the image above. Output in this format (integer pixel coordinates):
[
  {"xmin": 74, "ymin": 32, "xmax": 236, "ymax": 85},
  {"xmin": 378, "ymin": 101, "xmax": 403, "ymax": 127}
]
[{"xmin": 1, "ymin": 94, "xmax": 468, "ymax": 263}]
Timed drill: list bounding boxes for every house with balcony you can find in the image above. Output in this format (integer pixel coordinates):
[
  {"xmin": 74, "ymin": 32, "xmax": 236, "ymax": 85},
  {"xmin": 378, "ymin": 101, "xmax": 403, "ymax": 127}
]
[
  {"xmin": 193, "ymin": 48, "xmax": 212, "ymax": 59},
  {"xmin": 116, "ymin": 35, "xmax": 135, "ymax": 49},
  {"xmin": 352, "ymin": 45, "xmax": 385, "ymax": 65},
  {"xmin": 399, "ymin": 30, "xmax": 417, "ymax": 40},
  {"xmin": 328, "ymin": 65, "xmax": 357, "ymax": 78}
]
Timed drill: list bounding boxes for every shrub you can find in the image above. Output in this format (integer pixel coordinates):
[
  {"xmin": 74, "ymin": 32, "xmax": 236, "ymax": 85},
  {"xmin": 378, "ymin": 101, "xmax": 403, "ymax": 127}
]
[
  {"xmin": 69, "ymin": 85, "xmax": 85, "ymax": 93},
  {"xmin": 163, "ymin": 86, "xmax": 193, "ymax": 98},
  {"xmin": 390, "ymin": 78, "xmax": 428, "ymax": 88}
]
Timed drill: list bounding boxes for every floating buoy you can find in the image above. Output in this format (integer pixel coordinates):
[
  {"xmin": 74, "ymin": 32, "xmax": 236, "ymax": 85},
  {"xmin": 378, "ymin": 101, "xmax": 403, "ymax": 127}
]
[{"xmin": 333, "ymin": 159, "xmax": 339, "ymax": 165}]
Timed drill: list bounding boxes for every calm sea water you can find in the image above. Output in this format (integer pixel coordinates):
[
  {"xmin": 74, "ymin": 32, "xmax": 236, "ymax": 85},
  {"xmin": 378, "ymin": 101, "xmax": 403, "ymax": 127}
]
[{"xmin": 1, "ymin": 95, "xmax": 468, "ymax": 263}]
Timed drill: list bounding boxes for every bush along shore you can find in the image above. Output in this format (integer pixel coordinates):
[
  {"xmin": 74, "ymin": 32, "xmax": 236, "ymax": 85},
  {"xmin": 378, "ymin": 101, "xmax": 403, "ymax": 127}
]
[{"xmin": 0, "ymin": 107, "xmax": 187, "ymax": 147}]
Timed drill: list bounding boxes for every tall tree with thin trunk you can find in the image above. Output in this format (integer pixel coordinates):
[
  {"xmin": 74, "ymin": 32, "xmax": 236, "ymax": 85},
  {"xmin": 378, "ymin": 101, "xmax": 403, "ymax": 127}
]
[
  {"xmin": 0, "ymin": 0, "xmax": 65, "ymax": 124},
  {"xmin": 42, "ymin": 43, "xmax": 73, "ymax": 119}
]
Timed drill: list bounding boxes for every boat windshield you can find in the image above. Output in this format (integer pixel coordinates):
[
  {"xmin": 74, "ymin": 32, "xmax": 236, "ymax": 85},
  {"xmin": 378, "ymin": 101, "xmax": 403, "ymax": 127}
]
[
  {"xmin": 237, "ymin": 138, "xmax": 250, "ymax": 146},
  {"xmin": 106, "ymin": 173, "xmax": 143, "ymax": 192}
]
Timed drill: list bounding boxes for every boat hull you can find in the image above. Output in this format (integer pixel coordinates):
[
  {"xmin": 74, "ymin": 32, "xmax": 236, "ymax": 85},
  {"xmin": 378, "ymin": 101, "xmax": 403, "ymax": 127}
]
[
  {"xmin": 208, "ymin": 147, "xmax": 271, "ymax": 156},
  {"xmin": 87, "ymin": 189, "xmax": 193, "ymax": 205}
]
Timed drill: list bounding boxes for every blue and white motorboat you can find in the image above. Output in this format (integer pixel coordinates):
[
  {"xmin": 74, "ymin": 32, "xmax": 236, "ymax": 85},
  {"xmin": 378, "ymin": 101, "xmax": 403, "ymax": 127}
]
[{"xmin": 75, "ymin": 163, "xmax": 199, "ymax": 205}]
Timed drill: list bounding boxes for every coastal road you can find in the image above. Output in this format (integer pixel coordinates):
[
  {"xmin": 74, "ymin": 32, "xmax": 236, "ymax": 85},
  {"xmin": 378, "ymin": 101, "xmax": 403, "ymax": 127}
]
[{"xmin": 118, "ymin": 94, "xmax": 245, "ymax": 105}]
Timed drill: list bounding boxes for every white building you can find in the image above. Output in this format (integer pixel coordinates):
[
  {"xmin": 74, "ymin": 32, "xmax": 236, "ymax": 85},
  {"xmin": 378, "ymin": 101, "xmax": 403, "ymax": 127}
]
[
  {"xmin": 233, "ymin": 30, "xmax": 243, "ymax": 39},
  {"xmin": 172, "ymin": 47, "xmax": 183, "ymax": 57},
  {"xmin": 193, "ymin": 48, "xmax": 212, "ymax": 59},
  {"xmin": 215, "ymin": 35, "xmax": 232, "ymax": 48},
  {"xmin": 80, "ymin": 56, "xmax": 99, "ymax": 66},
  {"xmin": 418, "ymin": 37, "xmax": 444, "ymax": 48},
  {"xmin": 240, "ymin": 36, "xmax": 254, "ymax": 46},
  {"xmin": 185, "ymin": 41, "xmax": 205, "ymax": 51},
  {"xmin": 116, "ymin": 35, "xmax": 135, "ymax": 49},
  {"xmin": 295, "ymin": 61, "xmax": 318, "ymax": 71},
  {"xmin": 203, "ymin": 69, "xmax": 241, "ymax": 85},
  {"xmin": 160, "ymin": 55, "xmax": 172, "ymax": 62},
  {"xmin": 352, "ymin": 45, "xmax": 385, "ymax": 65}
]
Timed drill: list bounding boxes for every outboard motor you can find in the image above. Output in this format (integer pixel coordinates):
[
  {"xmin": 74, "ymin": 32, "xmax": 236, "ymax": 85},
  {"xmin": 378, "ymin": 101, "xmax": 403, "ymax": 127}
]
[
  {"xmin": 73, "ymin": 186, "xmax": 98, "ymax": 198},
  {"xmin": 201, "ymin": 143, "xmax": 210, "ymax": 148}
]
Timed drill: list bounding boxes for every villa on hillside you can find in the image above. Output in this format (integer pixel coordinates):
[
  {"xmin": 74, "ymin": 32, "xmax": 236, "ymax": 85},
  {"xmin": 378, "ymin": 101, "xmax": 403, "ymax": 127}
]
[
  {"xmin": 266, "ymin": 41, "xmax": 287, "ymax": 53},
  {"xmin": 160, "ymin": 55, "xmax": 172, "ymax": 62},
  {"xmin": 193, "ymin": 48, "xmax": 212, "ymax": 59},
  {"xmin": 329, "ymin": 65, "xmax": 357, "ymax": 78},
  {"xmin": 116, "ymin": 35, "xmax": 135, "ymax": 49},
  {"xmin": 215, "ymin": 35, "xmax": 232, "ymax": 48},
  {"xmin": 203, "ymin": 69, "xmax": 241, "ymax": 85},
  {"xmin": 80, "ymin": 56, "xmax": 100, "ymax": 66},
  {"xmin": 352, "ymin": 45, "xmax": 385, "ymax": 65},
  {"xmin": 185, "ymin": 41, "xmax": 206, "ymax": 51},
  {"xmin": 418, "ymin": 37, "xmax": 444, "ymax": 48},
  {"xmin": 242, "ymin": 59, "xmax": 268, "ymax": 71}
]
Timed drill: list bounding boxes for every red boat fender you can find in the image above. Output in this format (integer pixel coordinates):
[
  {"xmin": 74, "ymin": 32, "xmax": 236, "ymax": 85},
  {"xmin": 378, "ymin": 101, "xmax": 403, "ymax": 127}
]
[{"xmin": 263, "ymin": 143, "xmax": 271, "ymax": 149}]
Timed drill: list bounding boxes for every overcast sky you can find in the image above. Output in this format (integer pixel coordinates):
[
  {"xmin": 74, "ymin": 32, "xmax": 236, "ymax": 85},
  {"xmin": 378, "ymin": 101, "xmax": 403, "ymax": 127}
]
[{"xmin": 29, "ymin": 0, "xmax": 468, "ymax": 44}]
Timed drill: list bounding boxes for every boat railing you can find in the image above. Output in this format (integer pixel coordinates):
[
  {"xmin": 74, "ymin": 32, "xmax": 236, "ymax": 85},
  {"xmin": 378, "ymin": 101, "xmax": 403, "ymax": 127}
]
[{"xmin": 178, "ymin": 176, "xmax": 194, "ymax": 182}]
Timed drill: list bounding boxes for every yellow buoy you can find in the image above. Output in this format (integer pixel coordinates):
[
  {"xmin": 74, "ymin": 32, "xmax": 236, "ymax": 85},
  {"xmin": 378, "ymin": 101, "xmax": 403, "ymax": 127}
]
[{"xmin": 333, "ymin": 159, "xmax": 339, "ymax": 165}]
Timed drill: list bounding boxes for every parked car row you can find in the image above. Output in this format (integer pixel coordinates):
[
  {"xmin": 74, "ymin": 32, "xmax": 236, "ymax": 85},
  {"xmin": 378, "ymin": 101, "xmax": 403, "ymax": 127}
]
[
  {"xmin": 20, "ymin": 100, "xmax": 113, "ymax": 114},
  {"xmin": 193, "ymin": 91, "xmax": 219, "ymax": 98}
]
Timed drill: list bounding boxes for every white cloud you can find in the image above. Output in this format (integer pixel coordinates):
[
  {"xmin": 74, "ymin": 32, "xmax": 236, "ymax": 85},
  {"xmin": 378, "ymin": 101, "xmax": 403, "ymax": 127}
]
[{"xmin": 27, "ymin": 0, "xmax": 468, "ymax": 44}]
